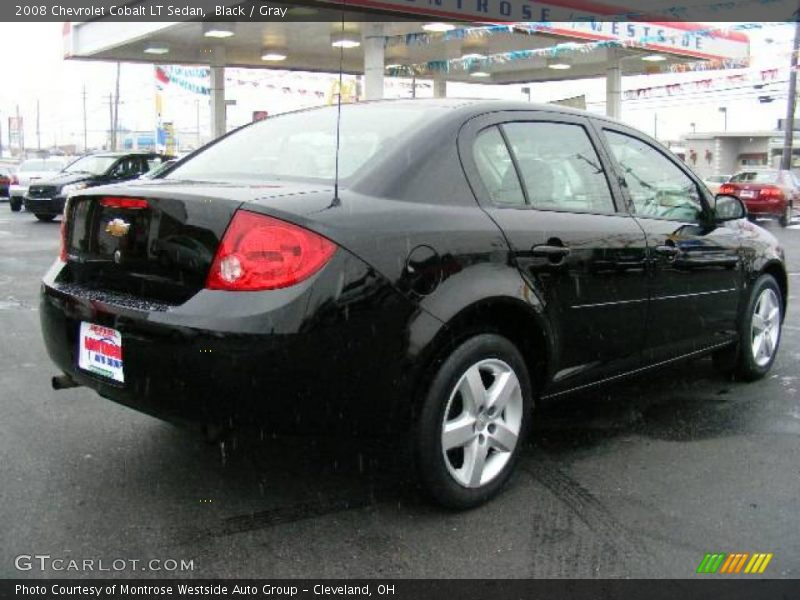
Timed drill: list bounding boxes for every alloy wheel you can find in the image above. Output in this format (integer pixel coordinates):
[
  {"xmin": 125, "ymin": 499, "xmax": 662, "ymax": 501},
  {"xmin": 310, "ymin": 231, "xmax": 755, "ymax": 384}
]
[
  {"xmin": 751, "ymin": 288, "xmax": 780, "ymax": 367},
  {"xmin": 441, "ymin": 359, "xmax": 523, "ymax": 488}
]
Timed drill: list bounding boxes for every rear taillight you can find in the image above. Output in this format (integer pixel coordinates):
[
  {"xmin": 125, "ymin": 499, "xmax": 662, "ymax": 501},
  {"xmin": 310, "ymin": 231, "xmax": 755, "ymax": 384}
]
[
  {"xmin": 10, "ymin": 174, "xmax": 18, "ymax": 185},
  {"xmin": 759, "ymin": 186, "xmax": 784, "ymax": 200},
  {"xmin": 719, "ymin": 184, "xmax": 735, "ymax": 195},
  {"xmin": 206, "ymin": 210, "xmax": 337, "ymax": 291},
  {"xmin": 100, "ymin": 196, "xmax": 149, "ymax": 209}
]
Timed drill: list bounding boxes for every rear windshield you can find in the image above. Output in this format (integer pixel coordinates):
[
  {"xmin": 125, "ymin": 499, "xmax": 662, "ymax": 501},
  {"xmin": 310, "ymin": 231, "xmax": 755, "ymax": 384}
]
[
  {"xmin": 730, "ymin": 171, "xmax": 779, "ymax": 184},
  {"xmin": 166, "ymin": 104, "xmax": 442, "ymax": 184}
]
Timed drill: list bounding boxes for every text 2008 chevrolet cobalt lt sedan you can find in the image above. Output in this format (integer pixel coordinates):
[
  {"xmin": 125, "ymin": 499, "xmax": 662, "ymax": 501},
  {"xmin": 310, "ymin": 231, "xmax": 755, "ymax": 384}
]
[{"xmin": 41, "ymin": 100, "xmax": 787, "ymax": 508}]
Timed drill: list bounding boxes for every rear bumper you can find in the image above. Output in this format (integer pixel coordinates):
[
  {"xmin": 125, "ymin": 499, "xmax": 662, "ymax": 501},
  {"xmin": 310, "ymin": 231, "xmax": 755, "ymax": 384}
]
[
  {"xmin": 25, "ymin": 195, "xmax": 65, "ymax": 215},
  {"xmin": 742, "ymin": 199, "xmax": 786, "ymax": 218},
  {"xmin": 40, "ymin": 253, "xmax": 421, "ymax": 435}
]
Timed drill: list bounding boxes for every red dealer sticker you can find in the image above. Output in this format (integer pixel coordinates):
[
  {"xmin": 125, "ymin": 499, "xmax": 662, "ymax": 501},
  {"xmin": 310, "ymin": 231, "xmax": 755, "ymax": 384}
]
[{"xmin": 78, "ymin": 322, "xmax": 124, "ymax": 383}]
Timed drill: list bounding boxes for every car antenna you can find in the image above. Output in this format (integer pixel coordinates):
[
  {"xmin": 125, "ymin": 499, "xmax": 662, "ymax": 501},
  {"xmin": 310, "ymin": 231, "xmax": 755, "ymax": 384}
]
[{"xmin": 331, "ymin": 3, "xmax": 346, "ymax": 207}]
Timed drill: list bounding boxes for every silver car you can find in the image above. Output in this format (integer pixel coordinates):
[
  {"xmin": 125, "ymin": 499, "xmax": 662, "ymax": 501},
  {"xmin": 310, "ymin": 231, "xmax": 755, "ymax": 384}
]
[{"xmin": 9, "ymin": 158, "xmax": 68, "ymax": 212}]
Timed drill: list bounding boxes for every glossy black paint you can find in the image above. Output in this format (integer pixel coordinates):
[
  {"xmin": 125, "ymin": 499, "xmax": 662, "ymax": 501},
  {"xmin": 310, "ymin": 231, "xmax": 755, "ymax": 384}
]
[
  {"xmin": 25, "ymin": 152, "xmax": 169, "ymax": 217},
  {"xmin": 40, "ymin": 100, "xmax": 787, "ymax": 434}
]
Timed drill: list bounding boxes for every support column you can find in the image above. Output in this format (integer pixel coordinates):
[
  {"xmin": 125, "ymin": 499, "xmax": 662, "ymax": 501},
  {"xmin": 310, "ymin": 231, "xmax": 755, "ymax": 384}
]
[
  {"xmin": 606, "ymin": 52, "xmax": 622, "ymax": 120},
  {"xmin": 433, "ymin": 77, "xmax": 447, "ymax": 98},
  {"xmin": 363, "ymin": 23, "xmax": 385, "ymax": 101},
  {"xmin": 210, "ymin": 46, "xmax": 226, "ymax": 139}
]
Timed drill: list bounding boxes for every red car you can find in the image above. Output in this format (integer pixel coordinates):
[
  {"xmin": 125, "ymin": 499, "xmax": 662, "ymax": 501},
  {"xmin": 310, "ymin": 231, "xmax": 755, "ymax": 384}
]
[
  {"xmin": 0, "ymin": 167, "xmax": 11, "ymax": 198},
  {"xmin": 719, "ymin": 169, "xmax": 797, "ymax": 227}
]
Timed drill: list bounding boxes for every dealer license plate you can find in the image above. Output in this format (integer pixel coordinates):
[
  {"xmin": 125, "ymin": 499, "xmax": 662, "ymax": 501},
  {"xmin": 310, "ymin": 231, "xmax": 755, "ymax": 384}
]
[
  {"xmin": 77, "ymin": 322, "xmax": 124, "ymax": 383},
  {"xmin": 740, "ymin": 190, "xmax": 756, "ymax": 198}
]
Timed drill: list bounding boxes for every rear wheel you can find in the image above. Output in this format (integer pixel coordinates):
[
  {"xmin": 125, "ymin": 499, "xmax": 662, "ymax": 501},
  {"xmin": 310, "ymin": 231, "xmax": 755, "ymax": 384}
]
[
  {"xmin": 779, "ymin": 201, "xmax": 793, "ymax": 227},
  {"xmin": 34, "ymin": 213, "xmax": 56, "ymax": 222},
  {"xmin": 713, "ymin": 274, "xmax": 783, "ymax": 381},
  {"xmin": 9, "ymin": 197, "xmax": 21, "ymax": 212},
  {"xmin": 414, "ymin": 334, "xmax": 532, "ymax": 509}
]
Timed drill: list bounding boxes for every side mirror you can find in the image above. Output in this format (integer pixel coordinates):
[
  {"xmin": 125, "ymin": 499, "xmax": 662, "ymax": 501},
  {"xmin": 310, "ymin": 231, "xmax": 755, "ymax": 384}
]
[{"xmin": 714, "ymin": 194, "xmax": 747, "ymax": 221}]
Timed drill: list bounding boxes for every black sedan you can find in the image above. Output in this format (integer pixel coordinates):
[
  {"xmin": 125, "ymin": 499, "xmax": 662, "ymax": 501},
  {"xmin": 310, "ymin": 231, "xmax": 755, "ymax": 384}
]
[
  {"xmin": 40, "ymin": 100, "xmax": 787, "ymax": 508},
  {"xmin": 25, "ymin": 151, "xmax": 170, "ymax": 221}
]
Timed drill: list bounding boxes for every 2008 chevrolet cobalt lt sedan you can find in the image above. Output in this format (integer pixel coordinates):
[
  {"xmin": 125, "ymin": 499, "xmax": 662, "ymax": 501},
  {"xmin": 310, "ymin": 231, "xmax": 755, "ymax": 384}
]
[{"xmin": 41, "ymin": 100, "xmax": 787, "ymax": 508}]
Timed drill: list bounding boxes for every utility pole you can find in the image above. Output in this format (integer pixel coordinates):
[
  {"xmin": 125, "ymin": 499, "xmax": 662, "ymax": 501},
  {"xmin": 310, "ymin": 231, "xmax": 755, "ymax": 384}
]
[
  {"xmin": 82, "ymin": 85, "xmax": 88, "ymax": 153},
  {"xmin": 36, "ymin": 99, "xmax": 41, "ymax": 151},
  {"xmin": 113, "ymin": 62, "xmax": 121, "ymax": 151},
  {"xmin": 781, "ymin": 14, "xmax": 800, "ymax": 170},
  {"xmin": 108, "ymin": 93, "xmax": 114, "ymax": 150}
]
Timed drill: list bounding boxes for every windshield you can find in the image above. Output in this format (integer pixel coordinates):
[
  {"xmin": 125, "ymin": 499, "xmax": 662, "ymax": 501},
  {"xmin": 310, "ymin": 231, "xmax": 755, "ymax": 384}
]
[
  {"xmin": 63, "ymin": 155, "xmax": 119, "ymax": 175},
  {"xmin": 730, "ymin": 171, "xmax": 779, "ymax": 184},
  {"xmin": 20, "ymin": 159, "xmax": 64, "ymax": 172},
  {"xmin": 167, "ymin": 104, "xmax": 442, "ymax": 183}
]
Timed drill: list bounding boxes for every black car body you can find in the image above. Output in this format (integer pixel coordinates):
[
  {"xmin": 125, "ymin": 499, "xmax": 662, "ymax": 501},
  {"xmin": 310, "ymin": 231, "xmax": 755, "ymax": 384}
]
[
  {"xmin": 25, "ymin": 152, "xmax": 170, "ymax": 220},
  {"xmin": 40, "ymin": 100, "xmax": 787, "ymax": 507}
]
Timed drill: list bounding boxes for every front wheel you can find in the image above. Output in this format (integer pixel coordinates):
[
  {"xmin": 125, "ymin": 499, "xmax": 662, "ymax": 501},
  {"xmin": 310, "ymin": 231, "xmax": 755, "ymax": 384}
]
[
  {"xmin": 414, "ymin": 334, "xmax": 533, "ymax": 509},
  {"xmin": 714, "ymin": 274, "xmax": 783, "ymax": 381},
  {"xmin": 779, "ymin": 201, "xmax": 793, "ymax": 227},
  {"xmin": 9, "ymin": 197, "xmax": 21, "ymax": 212}
]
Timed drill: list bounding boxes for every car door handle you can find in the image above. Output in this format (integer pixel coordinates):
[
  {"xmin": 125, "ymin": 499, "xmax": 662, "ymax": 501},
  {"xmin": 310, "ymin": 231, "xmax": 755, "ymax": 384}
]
[
  {"xmin": 531, "ymin": 244, "xmax": 571, "ymax": 259},
  {"xmin": 654, "ymin": 245, "xmax": 679, "ymax": 257}
]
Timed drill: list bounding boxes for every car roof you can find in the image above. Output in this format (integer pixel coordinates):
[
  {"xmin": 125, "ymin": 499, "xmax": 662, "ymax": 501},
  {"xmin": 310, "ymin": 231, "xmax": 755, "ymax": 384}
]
[{"xmin": 274, "ymin": 97, "xmax": 622, "ymax": 128}]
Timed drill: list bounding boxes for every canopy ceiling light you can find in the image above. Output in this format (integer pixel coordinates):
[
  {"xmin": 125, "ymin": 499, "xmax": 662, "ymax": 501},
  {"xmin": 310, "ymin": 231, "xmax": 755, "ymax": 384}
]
[
  {"xmin": 143, "ymin": 43, "xmax": 169, "ymax": 55},
  {"xmin": 422, "ymin": 22, "xmax": 456, "ymax": 33},
  {"xmin": 261, "ymin": 47, "xmax": 288, "ymax": 61},
  {"xmin": 331, "ymin": 31, "xmax": 361, "ymax": 49},
  {"xmin": 203, "ymin": 22, "xmax": 235, "ymax": 39},
  {"xmin": 641, "ymin": 54, "xmax": 667, "ymax": 62},
  {"xmin": 469, "ymin": 68, "xmax": 492, "ymax": 78},
  {"xmin": 547, "ymin": 57, "xmax": 572, "ymax": 70}
]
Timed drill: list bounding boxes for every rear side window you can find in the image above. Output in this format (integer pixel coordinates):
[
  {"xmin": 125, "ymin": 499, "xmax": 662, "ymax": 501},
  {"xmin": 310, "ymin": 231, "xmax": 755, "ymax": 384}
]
[
  {"xmin": 502, "ymin": 122, "xmax": 616, "ymax": 213},
  {"xmin": 472, "ymin": 127, "xmax": 525, "ymax": 206},
  {"xmin": 730, "ymin": 171, "xmax": 779, "ymax": 184}
]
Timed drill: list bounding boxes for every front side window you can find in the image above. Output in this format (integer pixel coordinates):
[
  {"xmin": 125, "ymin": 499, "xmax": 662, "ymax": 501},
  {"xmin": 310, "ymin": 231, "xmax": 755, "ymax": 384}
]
[
  {"xmin": 604, "ymin": 130, "xmax": 704, "ymax": 221},
  {"xmin": 472, "ymin": 127, "xmax": 525, "ymax": 206},
  {"xmin": 502, "ymin": 122, "xmax": 616, "ymax": 213},
  {"xmin": 64, "ymin": 155, "xmax": 118, "ymax": 176}
]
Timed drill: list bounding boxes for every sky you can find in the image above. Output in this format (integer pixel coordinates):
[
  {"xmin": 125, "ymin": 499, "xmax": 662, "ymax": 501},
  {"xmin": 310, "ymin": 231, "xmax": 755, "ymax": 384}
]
[{"xmin": 0, "ymin": 21, "xmax": 796, "ymax": 154}]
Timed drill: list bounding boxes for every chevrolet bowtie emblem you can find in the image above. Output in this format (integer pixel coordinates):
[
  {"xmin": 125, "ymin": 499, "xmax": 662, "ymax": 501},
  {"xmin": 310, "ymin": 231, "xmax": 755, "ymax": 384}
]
[{"xmin": 105, "ymin": 218, "xmax": 130, "ymax": 237}]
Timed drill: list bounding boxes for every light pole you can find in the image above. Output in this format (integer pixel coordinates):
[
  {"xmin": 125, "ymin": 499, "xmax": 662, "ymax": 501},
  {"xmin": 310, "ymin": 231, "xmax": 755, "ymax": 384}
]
[
  {"xmin": 781, "ymin": 14, "xmax": 800, "ymax": 170},
  {"xmin": 690, "ymin": 122, "xmax": 696, "ymax": 133},
  {"xmin": 718, "ymin": 107, "xmax": 728, "ymax": 131}
]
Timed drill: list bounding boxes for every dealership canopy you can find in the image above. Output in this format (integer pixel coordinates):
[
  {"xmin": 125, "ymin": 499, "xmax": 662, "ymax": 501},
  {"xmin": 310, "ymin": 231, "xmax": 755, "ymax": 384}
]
[{"xmin": 63, "ymin": 0, "xmax": 751, "ymax": 137}]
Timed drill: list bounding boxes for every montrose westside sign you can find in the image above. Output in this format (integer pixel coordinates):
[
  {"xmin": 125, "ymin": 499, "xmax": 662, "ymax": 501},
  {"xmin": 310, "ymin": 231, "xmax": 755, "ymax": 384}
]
[{"xmin": 315, "ymin": 0, "xmax": 750, "ymax": 61}]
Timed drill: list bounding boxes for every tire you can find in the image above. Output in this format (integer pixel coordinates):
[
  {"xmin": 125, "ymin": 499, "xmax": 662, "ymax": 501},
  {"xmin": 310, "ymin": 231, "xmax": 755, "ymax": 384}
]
[
  {"xmin": 713, "ymin": 274, "xmax": 783, "ymax": 381},
  {"xmin": 779, "ymin": 201, "xmax": 792, "ymax": 227},
  {"xmin": 414, "ymin": 333, "xmax": 533, "ymax": 509},
  {"xmin": 34, "ymin": 213, "xmax": 56, "ymax": 222},
  {"xmin": 9, "ymin": 198, "xmax": 21, "ymax": 212}
]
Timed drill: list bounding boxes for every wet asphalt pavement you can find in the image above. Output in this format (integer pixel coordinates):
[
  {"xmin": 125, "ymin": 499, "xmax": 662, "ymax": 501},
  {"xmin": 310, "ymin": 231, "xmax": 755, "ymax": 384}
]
[{"xmin": 1, "ymin": 206, "xmax": 799, "ymax": 579}]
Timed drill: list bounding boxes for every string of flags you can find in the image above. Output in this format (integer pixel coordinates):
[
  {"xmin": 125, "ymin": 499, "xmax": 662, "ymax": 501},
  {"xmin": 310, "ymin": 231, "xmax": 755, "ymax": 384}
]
[{"xmin": 624, "ymin": 68, "xmax": 781, "ymax": 100}]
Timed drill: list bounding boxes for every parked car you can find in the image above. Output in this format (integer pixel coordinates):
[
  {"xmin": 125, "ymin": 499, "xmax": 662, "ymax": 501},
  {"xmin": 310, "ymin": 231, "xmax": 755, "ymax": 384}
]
[
  {"xmin": 41, "ymin": 100, "xmax": 787, "ymax": 508},
  {"xmin": 719, "ymin": 168, "xmax": 798, "ymax": 226},
  {"xmin": 702, "ymin": 174, "xmax": 730, "ymax": 195},
  {"xmin": 24, "ymin": 152, "xmax": 171, "ymax": 221},
  {"xmin": 9, "ymin": 158, "xmax": 67, "ymax": 212},
  {"xmin": 0, "ymin": 166, "xmax": 12, "ymax": 198}
]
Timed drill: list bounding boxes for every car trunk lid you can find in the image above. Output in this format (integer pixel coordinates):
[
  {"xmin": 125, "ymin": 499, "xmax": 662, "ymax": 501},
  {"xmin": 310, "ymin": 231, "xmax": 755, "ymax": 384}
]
[{"xmin": 61, "ymin": 180, "xmax": 335, "ymax": 305}]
